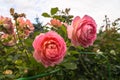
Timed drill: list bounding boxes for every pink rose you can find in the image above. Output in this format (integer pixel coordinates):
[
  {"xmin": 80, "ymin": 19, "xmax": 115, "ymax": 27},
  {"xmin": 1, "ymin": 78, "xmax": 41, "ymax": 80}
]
[
  {"xmin": 50, "ymin": 18, "xmax": 62, "ymax": 27},
  {"xmin": 0, "ymin": 16, "xmax": 14, "ymax": 34},
  {"xmin": 67, "ymin": 15, "xmax": 97, "ymax": 47},
  {"xmin": 33, "ymin": 31, "xmax": 66, "ymax": 67}
]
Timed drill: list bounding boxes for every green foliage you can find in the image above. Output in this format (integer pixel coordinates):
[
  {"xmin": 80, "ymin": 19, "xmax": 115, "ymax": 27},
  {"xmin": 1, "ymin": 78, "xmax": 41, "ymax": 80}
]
[
  {"xmin": 51, "ymin": 7, "xmax": 58, "ymax": 15},
  {"xmin": 62, "ymin": 62, "xmax": 77, "ymax": 70},
  {"xmin": 42, "ymin": 13, "xmax": 51, "ymax": 17}
]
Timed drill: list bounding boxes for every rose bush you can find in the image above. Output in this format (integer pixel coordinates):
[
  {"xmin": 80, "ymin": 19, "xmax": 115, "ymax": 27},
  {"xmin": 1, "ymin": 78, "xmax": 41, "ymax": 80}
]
[
  {"xmin": 33, "ymin": 31, "xmax": 66, "ymax": 67},
  {"xmin": 0, "ymin": 7, "xmax": 120, "ymax": 80},
  {"xmin": 4, "ymin": 8, "xmax": 120, "ymax": 80}
]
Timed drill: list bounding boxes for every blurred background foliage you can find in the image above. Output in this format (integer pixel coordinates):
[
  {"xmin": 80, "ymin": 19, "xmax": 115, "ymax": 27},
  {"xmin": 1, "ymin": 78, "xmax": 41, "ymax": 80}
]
[{"xmin": 0, "ymin": 7, "xmax": 120, "ymax": 80}]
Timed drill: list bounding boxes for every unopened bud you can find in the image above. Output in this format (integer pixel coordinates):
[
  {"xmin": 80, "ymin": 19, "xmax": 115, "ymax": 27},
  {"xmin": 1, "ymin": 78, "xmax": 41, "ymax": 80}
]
[{"xmin": 10, "ymin": 8, "xmax": 14, "ymax": 15}]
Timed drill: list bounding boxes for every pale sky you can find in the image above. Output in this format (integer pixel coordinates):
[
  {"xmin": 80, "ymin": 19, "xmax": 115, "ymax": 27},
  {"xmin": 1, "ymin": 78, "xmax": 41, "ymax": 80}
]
[{"xmin": 0, "ymin": 0, "xmax": 120, "ymax": 29}]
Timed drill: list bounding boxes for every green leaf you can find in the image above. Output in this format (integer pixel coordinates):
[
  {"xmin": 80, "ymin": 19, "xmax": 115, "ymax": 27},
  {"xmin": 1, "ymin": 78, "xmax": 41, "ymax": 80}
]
[
  {"xmin": 62, "ymin": 62, "xmax": 77, "ymax": 70},
  {"xmin": 76, "ymin": 46, "xmax": 84, "ymax": 50},
  {"xmin": 42, "ymin": 13, "xmax": 50, "ymax": 17},
  {"xmin": 57, "ymin": 25, "xmax": 67, "ymax": 40},
  {"xmin": 61, "ymin": 25, "xmax": 67, "ymax": 34},
  {"xmin": 68, "ymin": 51, "xmax": 79, "ymax": 55},
  {"xmin": 15, "ymin": 59, "xmax": 23, "ymax": 65},
  {"xmin": 24, "ymin": 38, "xmax": 33, "ymax": 47},
  {"xmin": 0, "ymin": 75, "xmax": 5, "ymax": 79},
  {"xmin": 51, "ymin": 7, "xmax": 58, "ymax": 15},
  {"xmin": 52, "ymin": 15, "xmax": 60, "ymax": 19},
  {"xmin": 5, "ymin": 74, "xmax": 15, "ymax": 79}
]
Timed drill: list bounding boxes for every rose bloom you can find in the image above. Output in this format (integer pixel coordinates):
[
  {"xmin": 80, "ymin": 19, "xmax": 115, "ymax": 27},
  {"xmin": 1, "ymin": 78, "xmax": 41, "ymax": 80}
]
[
  {"xmin": 0, "ymin": 33, "xmax": 16, "ymax": 46},
  {"xmin": 17, "ymin": 17, "xmax": 34, "ymax": 38},
  {"xmin": 0, "ymin": 16, "xmax": 14, "ymax": 34},
  {"xmin": 33, "ymin": 31, "xmax": 66, "ymax": 67},
  {"xmin": 50, "ymin": 18, "xmax": 62, "ymax": 27},
  {"xmin": 67, "ymin": 15, "xmax": 97, "ymax": 47}
]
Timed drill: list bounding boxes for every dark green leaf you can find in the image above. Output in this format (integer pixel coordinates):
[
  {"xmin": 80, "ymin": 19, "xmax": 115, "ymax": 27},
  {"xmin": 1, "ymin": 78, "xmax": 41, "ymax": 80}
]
[{"xmin": 68, "ymin": 15, "xmax": 74, "ymax": 19}]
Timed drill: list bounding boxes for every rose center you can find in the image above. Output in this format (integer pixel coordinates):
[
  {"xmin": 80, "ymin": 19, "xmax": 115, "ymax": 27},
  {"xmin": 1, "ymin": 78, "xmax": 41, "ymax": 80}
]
[{"xmin": 44, "ymin": 41, "xmax": 58, "ymax": 58}]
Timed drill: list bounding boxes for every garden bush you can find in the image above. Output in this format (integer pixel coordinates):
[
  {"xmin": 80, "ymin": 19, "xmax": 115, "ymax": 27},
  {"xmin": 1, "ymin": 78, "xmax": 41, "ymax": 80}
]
[{"xmin": 0, "ymin": 7, "xmax": 120, "ymax": 80}]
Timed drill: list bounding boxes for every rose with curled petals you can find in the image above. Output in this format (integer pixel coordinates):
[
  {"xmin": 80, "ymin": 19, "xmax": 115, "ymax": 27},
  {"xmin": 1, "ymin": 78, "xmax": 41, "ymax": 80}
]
[
  {"xmin": 33, "ymin": 31, "xmax": 66, "ymax": 67},
  {"xmin": 67, "ymin": 15, "xmax": 97, "ymax": 47}
]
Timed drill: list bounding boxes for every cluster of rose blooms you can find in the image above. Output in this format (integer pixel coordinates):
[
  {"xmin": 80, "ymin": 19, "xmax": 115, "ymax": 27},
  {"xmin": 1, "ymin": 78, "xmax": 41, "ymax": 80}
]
[
  {"xmin": 33, "ymin": 15, "xmax": 97, "ymax": 67},
  {"xmin": 0, "ymin": 13, "xmax": 97, "ymax": 67},
  {"xmin": 0, "ymin": 16, "xmax": 34, "ymax": 46}
]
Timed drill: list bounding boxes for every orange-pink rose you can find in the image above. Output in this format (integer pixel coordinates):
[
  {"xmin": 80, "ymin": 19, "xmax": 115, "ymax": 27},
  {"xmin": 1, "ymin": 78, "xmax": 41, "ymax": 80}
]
[
  {"xmin": 0, "ymin": 33, "xmax": 16, "ymax": 46},
  {"xmin": 67, "ymin": 15, "xmax": 97, "ymax": 47},
  {"xmin": 33, "ymin": 31, "xmax": 66, "ymax": 67},
  {"xmin": 17, "ymin": 17, "xmax": 34, "ymax": 38},
  {"xmin": 50, "ymin": 18, "xmax": 62, "ymax": 27}
]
